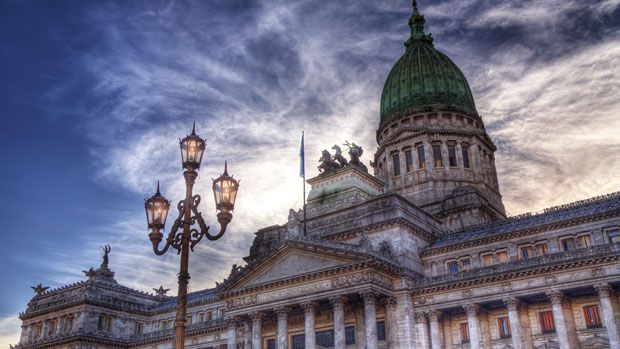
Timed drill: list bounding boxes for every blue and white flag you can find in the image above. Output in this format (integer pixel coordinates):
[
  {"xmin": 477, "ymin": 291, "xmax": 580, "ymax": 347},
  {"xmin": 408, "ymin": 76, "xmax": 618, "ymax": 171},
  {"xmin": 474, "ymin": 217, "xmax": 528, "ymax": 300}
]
[{"xmin": 299, "ymin": 131, "xmax": 305, "ymax": 178}]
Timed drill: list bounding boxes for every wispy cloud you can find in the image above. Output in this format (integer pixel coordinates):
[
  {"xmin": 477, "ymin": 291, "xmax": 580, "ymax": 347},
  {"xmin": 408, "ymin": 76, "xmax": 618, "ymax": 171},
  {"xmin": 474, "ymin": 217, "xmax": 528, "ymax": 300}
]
[{"xmin": 9, "ymin": 1, "xmax": 619, "ymax": 344}]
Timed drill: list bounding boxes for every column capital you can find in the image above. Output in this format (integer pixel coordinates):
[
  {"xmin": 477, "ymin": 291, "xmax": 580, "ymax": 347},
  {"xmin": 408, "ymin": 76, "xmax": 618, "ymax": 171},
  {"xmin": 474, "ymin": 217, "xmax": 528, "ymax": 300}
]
[
  {"xmin": 428, "ymin": 309, "xmax": 442, "ymax": 322},
  {"xmin": 415, "ymin": 311, "xmax": 428, "ymax": 323},
  {"xmin": 503, "ymin": 296, "xmax": 521, "ymax": 311},
  {"xmin": 249, "ymin": 311, "xmax": 265, "ymax": 324},
  {"xmin": 275, "ymin": 307, "xmax": 291, "ymax": 318},
  {"xmin": 329, "ymin": 296, "xmax": 347, "ymax": 310},
  {"xmin": 595, "ymin": 284, "xmax": 614, "ymax": 298},
  {"xmin": 546, "ymin": 290, "xmax": 565, "ymax": 305},
  {"xmin": 360, "ymin": 291, "xmax": 378, "ymax": 304},
  {"xmin": 226, "ymin": 317, "xmax": 239, "ymax": 328},
  {"xmin": 382, "ymin": 297, "xmax": 397, "ymax": 310},
  {"xmin": 463, "ymin": 303, "xmax": 480, "ymax": 316},
  {"xmin": 301, "ymin": 301, "xmax": 319, "ymax": 314}
]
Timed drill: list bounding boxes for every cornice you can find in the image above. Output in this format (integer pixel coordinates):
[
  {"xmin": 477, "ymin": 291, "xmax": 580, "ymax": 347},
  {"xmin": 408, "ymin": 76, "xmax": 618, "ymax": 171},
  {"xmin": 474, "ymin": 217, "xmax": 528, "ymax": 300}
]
[
  {"xmin": 412, "ymin": 244, "xmax": 620, "ymax": 294},
  {"xmin": 423, "ymin": 210, "xmax": 620, "ymax": 256}
]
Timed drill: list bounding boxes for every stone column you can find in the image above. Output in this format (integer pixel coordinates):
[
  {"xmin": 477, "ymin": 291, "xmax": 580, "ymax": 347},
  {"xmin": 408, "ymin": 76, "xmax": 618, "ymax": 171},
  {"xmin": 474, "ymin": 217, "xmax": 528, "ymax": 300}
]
[
  {"xmin": 505, "ymin": 297, "xmax": 524, "ymax": 349},
  {"xmin": 330, "ymin": 296, "xmax": 347, "ymax": 349},
  {"xmin": 464, "ymin": 304, "xmax": 481, "ymax": 349},
  {"xmin": 227, "ymin": 319, "xmax": 238, "ymax": 349},
  {"xmin": 443, "ymin": 316, "xmax": 454, "ymax": 349},
  {"xmin": 275, "ymin": 307, "xmax": 290, "ymax": 349},
  {"xmin": 429, "ymin": 310, "xmax": 442, "ymax": 349},
  {"xmin": 396, "ymin": 292, "xmax": 416, "ymax": 349},
  {"xmin": 355, "ymin": 304, "xmax": 366, "ymax": 348},
  {"xmin": 250, "ymin": 312, "xmax": 264, "ymax": 349},
  {"xmin": 243, "ymin": 321, "xmax": 251, "ymax": 349},
  {"xmin": 547, "ymin": 291, "xmax": 570, "ymax": 349},
  {"xmin": 362, "ymin": 292, "xmax": 379, "ymax": 349},
  {"xmin": 415, "ymin": 312, "xmax": 430, "ymax": 349},
  {"xmin": 479, "ymin": 310, "xmax": 491, "ymax": 349},
  {"xmin": 302, "ymin": 301, "xmax": 318, "ymax": 349},
  {"xmin": 597, "ymin": 284, "xmax": 620, "ymax": 349},
  {"xmin": 384, "ymin": 298, "xmax": 398, "ymax": 349}
]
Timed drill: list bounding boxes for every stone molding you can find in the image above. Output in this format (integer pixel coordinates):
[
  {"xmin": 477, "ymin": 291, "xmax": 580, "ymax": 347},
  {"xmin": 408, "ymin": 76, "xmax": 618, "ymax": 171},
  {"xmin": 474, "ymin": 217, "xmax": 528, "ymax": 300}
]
[
  {"xmin": 595, "ymin": 284, "xmax": 613, "ymax": 298},
  {"xmin": 274, "ymin": 307, "xmax": 291, "ymax": 318},
  {"xmin": 360, "ymin": 292, "xmax": 378, "ymax": 305},
  {"xmin": 329, "ymin": 296, "xmax": 347, "ymax": 310},
  {"xmin": 428, "ymin": 309, "xmax": 441, "ymax": 322},
  {"xmin": 463, "ymin": 304, "xmax": 480, "ymax": 316},
  {"xmin": 547, "ymin": 291, "xmax": 565, "ymax": 305},
  {"xmin": 301, "ymin": 301, "xmax": 319, "ymax": 314},
  {"xmin": 414, "ymin": 312, "xmax": 427, "ymax": 323},
  {"xmin": 249, "ymin": 312, "xmax": 265, "ymax": 324},
  {"xmin": 503, "ymin": 297, "xmax": 521, "ymax": 311}
]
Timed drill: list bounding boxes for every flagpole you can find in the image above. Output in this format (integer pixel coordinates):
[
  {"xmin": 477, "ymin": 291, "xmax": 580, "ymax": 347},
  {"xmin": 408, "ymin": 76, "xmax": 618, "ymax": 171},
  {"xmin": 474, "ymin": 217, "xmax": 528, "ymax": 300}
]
[{"xmin": 301, "ymin": 131, "xmax": 307, "ymax": 235}]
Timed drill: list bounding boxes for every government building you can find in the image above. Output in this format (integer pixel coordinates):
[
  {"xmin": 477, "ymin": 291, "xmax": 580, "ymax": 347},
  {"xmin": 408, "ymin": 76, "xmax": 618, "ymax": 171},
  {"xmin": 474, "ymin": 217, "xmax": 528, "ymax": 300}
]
[{"xmin": 14, "ymin": 2, "xmax": 620, "ymax": 349}]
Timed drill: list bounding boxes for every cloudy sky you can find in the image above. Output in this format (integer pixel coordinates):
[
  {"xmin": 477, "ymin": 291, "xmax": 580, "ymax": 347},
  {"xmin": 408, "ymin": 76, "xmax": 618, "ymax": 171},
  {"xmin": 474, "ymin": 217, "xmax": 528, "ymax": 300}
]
[{"xmin": 1, "ymin": 0, "xmax": 619, "ymax": 345}]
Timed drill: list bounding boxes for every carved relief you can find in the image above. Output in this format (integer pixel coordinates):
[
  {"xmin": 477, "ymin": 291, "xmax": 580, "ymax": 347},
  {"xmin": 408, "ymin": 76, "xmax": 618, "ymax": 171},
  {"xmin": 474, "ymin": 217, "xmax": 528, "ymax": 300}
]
[
  {"xmin": 544, "ymin": 275, "xmax": 557, "ymax": 285},
  {"xmin": 227, "ymin": 295, "xmax": 257, "ymax": 309}
]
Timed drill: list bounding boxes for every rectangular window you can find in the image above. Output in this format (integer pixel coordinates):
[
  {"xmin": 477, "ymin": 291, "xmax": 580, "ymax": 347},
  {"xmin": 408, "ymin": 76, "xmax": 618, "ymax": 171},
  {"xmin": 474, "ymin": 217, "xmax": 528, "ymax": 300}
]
[
  {"xmin": 377, "ymin": 321, "xmax": 386, "ymax": 341},
  {"xmin": 498, "ymin": 317, "xmax": 511, "ymax": 338},
  {"xmin": 392, "ymin": 153, "xmax": 401, "ymax": 176},
  {"xmin": 497, "ymin": 251, "xmax": 508, "ymax": 263},
  {"xmin": 534, "ymin": 243, "xmax": 549, "ymax": 256},
  {"xmin": 520, "ymin": 246, "xmax": 533, "ymax": 259},
  {"xmin": 481, "ymin": 253, "xmax": 494, "ymax": 266},
  {"xmin": 539, "ymin": 311, "xmax": 555, "ymax": 333},
  {"xmin": 267, "ymin": 338, "xmax": 276, "ymax": 349},
  {"xmin": 578, "ymin": 235, "xmax": 591, "ymax": 248},
  {"xmin": 448, "ymin": 144, "xmax": 457, "ymax": 167},
  {"xmin": 404, "ymin": 149, "xmax": 413, "ymax": 173},
  {"xmin": 432, "ymin": 144, "xmax": 443, "ymax": 167},
  {"xmin": 316, "ymin": 330, "xmax": 335, "ymax": 347},
  {"xmin": 135, "ymin": 322, "xmax": 143, "ymax": 335},
  {"xmin": 417, "ymin": 145, "xmax": 426, "ymax": 169},
  {"xmin": 448, "ymin": 261, "xmax": 459, "ymax": 274},
  {"xmin": 462, "ymin": 145, "xmax": 470, "ymax": 168},
  {"xmin": 609, "ymin": 230, "xmax": 620, "ymax": 244},
  {"xmin": 186, "ymin": 315, "xmax": 192, "ymax": 325},
  {"xmin": 461, "ymin": 258, "xmax": 471, "ymax": 270},
  {"xmin": 345, "ymin": 326, "xmax": 356, "ymax": 345},
  {"xmin": 62, "ymin": 316, "xmax": 73, "ymax": 333},
  {"xmin": 292, "ymin": 334, "xmax": 305, "ymax": 349},
  {"xmin": 33, "ymin": 324, "xmax": 42, "ymax": 339},
  {"xmin": 47, "ymin": 320, "xmax": 57, "ymax": 336},
  {"xmin": 562, "ymin": 238, "xmax": 576, "ymax": 251},
  {"xmin": 584, "ymin": 305, "xmax": 602, "ymax": 328},
  {"xmin": 460, "ymin": 322, "xmax": 470, "ymax": 343}
]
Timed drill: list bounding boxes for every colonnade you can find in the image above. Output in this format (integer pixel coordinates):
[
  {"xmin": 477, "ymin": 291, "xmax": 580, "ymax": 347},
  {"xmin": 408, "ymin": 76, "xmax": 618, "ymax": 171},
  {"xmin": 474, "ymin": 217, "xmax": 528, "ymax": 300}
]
[
  {"xmin": 227, "ymin": 292, "xmax": 392, "ymax": 349},
  {"xmin": 414, "ymin": 285, "xmax": 619, "ymax": 349}
]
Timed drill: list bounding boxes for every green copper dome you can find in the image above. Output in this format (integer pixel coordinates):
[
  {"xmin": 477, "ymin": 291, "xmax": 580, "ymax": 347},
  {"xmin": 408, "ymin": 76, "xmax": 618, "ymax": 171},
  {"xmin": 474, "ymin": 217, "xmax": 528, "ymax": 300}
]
[{"xmin": 380, "ymin": 2, "xmax": 478, "ymax": 126}]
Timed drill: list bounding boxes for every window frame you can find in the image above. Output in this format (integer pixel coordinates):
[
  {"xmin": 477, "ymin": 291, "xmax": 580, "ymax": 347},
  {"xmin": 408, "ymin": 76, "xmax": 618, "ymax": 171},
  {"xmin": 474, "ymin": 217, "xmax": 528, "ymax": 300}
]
[
  {"xmin": 462, "ymin": 144, "xmax": 471, "ymax": 168},
  {"xmin": 416, "ymin": 144, "xmax": 426, "ymax": 170},
  {"xmin": 432, "ymin": 144, "xmax": 443, "ymax": 167},
  {"xmin": 447, "ymin": 143, "xmax": 457, "ymax": 167},
  {"xmin": 539, "ymin": 311, "xmax": 555, "ymax": 334},
  {"xmin": 497, "ymin": 316, "xmax": 511, "ymax": 338},
  {"xmin": 392, "ymin": 152, "xmax": 401, "ymax": 177},
  {"xmin": 404, "ymin": 148, "xmax": 413, "ymax": 173},
  {"xmin": 583, "ymin": 305, "xmax": 602, "ymax": 328}
]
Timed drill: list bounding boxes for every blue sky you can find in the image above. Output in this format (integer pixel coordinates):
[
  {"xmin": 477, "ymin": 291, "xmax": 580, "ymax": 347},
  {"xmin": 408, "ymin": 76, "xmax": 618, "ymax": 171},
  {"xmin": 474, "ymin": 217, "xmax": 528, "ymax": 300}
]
[{"xmin": 1, "ymin": 0, "xmax": 619, "ymax": 345}]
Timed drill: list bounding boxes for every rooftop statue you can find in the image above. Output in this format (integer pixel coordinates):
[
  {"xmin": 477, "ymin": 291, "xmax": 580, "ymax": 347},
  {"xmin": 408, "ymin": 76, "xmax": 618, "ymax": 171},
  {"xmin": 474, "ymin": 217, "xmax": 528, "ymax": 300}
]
[
  {"xmin": 153, "ymin": 285, "xmax": 170, "ymax": 297},
  {"xmin": 100, "ymin": 244, "xmax": 111, "ymax": 270},
  {"xmin": 344, "ymin": 141, "xmax": 368, "ymax": 172},
  {"xmin": 31, "ymin": 283, "xmax": 49, "ymax": 296},
  {"xmin": 317, "ymin": 141, "xmax": 368, "ymax": 175}
]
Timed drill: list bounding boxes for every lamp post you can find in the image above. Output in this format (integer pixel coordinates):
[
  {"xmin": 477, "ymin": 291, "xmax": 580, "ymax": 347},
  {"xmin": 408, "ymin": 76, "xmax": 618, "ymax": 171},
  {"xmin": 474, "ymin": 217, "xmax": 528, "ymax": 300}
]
[{"xmin": 144, "ymin": 124, "xmax": 239, "ymax": 349}]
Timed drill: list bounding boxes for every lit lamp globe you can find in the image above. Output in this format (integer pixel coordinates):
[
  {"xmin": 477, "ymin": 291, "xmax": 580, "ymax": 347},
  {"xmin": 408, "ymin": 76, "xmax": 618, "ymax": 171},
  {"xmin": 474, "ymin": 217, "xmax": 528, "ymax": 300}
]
[
  {"xmin": 212, "ymin": 162, "xmax": 239, "ymax": 223},
  {"xmin": 180, "ymin": 124, "xmax": 206, "ymax": 170},
  {"xmin": 144, "ymin": 182, "xmax": 170, "ymax": 243}
]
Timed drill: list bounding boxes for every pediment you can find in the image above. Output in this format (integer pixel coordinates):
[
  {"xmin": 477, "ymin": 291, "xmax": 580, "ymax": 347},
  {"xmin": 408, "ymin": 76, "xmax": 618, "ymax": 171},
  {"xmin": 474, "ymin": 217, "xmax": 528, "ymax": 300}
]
[
  {"xmin": 222, "ymin": 240, "xmax": 367, "ymax": 291},
  {"xmin": 580, "ymin": 335, "xmax": 609, "ymax": 348},
  {"xmin": 535, "ymin": 340, "xmax": 559, "ymax": 349}
]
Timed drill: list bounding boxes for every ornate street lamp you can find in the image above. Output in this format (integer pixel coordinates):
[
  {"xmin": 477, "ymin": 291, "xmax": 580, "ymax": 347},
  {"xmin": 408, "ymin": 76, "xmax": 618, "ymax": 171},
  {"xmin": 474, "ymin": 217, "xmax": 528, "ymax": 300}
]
[{"xmin": 144, "ymin": 123, "xmax": 239, "ymax": 349}]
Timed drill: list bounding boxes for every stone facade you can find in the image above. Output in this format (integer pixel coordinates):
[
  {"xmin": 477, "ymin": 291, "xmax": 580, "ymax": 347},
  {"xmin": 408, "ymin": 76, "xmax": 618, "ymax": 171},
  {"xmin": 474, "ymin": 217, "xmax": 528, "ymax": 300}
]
[{"xmin": 13, "ymin": 3, "xmax": 620, "ymax": 349}]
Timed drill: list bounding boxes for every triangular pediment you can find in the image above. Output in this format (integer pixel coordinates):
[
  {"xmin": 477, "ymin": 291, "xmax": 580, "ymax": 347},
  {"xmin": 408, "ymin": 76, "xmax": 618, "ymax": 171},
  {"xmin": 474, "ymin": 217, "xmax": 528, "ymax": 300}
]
[
  {"xmin": 220, "ymin": 239, "xmax": 370, "ymax": 292},
  {"xmin": 580, "ymin": 335, "xmax": 609, "ymax": 348}
]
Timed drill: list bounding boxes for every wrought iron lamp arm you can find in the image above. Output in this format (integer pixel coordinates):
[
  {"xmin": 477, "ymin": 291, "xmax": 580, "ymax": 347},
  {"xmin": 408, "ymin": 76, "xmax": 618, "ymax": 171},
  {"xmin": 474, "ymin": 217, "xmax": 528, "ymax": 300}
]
[{"xmin": 149, "ymin": 201, "xmax": 184, "ymax": 255}]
